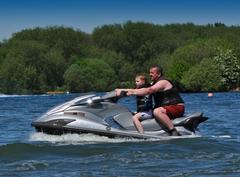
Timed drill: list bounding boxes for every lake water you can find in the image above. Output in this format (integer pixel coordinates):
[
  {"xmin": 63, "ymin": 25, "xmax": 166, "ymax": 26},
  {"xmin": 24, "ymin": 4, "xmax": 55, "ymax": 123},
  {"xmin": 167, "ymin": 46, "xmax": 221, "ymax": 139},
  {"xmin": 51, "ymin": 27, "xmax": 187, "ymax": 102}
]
[{"xmin": 0, "ymin": 93, "xmax": 239, "ymax": 177}]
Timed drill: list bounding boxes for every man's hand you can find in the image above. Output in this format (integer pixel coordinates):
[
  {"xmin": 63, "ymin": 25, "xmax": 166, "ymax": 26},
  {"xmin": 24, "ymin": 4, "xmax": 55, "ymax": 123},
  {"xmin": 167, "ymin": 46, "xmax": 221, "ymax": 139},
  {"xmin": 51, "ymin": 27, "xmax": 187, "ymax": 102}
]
[
  {"xmin": 126, "ymin": 90, "xmax": 134, "ymax": 96},
  {"xmin": 115, "ymin": 89, "xmax": 132, "ymax": 97},
  {"xmin": 115, "ymin": 89, "xmax": 123, "ymax": 96}
]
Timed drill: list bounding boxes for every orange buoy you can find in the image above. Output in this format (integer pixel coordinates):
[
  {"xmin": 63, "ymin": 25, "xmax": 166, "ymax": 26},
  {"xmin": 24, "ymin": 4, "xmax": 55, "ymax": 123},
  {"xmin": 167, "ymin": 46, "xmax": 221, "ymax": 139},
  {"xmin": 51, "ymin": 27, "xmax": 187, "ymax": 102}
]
[{"xmin": 208, "ymin": 92, "xmax": 213, "ymax": 97}]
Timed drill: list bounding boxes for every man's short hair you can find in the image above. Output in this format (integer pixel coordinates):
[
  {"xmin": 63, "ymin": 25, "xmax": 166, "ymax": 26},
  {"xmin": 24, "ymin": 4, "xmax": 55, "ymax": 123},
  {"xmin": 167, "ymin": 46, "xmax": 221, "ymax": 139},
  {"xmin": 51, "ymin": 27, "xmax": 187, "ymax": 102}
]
[{"xmin": 151, "ymin": 65, "xmax": 163, "ymax": 75}]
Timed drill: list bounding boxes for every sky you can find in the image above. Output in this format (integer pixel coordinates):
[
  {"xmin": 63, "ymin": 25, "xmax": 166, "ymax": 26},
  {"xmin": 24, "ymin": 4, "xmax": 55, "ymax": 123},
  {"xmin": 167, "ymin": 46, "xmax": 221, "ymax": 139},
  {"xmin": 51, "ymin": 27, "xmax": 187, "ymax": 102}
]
[{"xmin": 0, "ymin": 0, "xmax": 240, "ymax": 41}]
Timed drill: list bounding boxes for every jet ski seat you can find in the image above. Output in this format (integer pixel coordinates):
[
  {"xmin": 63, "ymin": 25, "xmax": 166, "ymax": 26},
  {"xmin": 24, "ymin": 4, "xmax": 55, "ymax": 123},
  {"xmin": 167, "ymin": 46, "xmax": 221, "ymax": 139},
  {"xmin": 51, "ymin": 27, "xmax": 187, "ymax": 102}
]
[
  {"xmin": 113, "ymin": 112, "xmax": 205, "ymax": 131},
  {"xmin": 113, "ymin": 112, "xmax": 162, "ymax": 131}
]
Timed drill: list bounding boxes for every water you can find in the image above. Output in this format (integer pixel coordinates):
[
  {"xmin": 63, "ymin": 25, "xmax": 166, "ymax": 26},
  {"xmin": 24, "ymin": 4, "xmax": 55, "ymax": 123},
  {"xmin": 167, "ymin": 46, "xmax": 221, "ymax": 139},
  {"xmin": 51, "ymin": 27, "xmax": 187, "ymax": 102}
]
[{"xmin": 0, "ymin": 93, "xmax": 240, "ymax": 177}]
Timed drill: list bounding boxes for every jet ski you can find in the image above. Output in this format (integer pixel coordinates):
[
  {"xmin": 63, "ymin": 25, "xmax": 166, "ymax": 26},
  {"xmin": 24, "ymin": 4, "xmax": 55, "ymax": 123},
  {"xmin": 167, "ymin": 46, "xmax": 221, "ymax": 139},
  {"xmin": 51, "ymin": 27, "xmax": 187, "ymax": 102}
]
[{"xmin": 31, "ymin": 91, "xmax": 208, "ymax": 139}]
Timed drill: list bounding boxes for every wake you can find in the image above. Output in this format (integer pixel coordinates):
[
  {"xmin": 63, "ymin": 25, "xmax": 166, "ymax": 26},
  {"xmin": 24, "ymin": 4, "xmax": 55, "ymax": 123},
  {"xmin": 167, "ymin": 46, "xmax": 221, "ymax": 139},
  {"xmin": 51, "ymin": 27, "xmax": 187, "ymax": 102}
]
[{"xmin": 29, "ymin": 132, "xmax": 200, "ymax": 145}]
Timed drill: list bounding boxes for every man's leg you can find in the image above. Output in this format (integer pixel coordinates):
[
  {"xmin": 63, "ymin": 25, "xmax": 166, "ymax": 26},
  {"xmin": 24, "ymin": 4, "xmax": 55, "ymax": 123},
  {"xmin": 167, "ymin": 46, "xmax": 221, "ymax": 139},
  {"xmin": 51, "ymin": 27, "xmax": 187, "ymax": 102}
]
[
  {"xmin": 153, "ymin": 107, "xmax": 174, "ymax": 130},
  {"xmin": 153, "ymin": 107, "xmax": 180, "ymax": 136}
]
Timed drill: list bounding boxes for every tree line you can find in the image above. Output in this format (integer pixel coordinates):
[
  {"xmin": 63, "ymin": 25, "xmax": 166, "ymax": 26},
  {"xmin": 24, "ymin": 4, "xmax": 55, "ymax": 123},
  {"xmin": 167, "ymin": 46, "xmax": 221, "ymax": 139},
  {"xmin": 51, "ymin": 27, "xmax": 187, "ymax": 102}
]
[{"xmin": 0, "ymin": 21, "xmax": 239, "ymax": 94}]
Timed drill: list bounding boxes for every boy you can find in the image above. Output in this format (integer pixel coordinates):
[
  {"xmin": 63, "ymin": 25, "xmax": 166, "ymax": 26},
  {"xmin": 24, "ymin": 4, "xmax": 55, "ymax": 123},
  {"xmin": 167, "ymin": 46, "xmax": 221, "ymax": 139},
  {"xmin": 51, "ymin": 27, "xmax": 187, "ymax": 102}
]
[{"xmin": 132, "ymin": 74, "xmax": 153, "ymax": 133}]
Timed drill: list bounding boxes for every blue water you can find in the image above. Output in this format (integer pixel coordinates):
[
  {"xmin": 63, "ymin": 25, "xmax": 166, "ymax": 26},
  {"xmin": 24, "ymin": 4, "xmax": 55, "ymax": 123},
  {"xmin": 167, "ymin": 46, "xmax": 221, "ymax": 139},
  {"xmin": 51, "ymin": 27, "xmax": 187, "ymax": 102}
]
[{"xmin": 0, "ymin": 93, "xmax": 240, "ymax": 177}]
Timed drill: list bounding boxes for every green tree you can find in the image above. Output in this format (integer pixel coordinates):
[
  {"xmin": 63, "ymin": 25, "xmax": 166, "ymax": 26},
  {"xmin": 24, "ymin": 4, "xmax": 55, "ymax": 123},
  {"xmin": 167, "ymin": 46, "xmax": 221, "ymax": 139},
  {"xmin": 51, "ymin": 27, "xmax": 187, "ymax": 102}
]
[
  {"xmin": 43, "ymin": 48, "xmax": 66, "ymax": 89},
  {"xmin": 63, "ymin": 64, "xmax": 83, "ymax": 92},
  {"xmin": 0, "ymin": 40, "xmax": 48, "ymax": 93},
  {"xmin": 92, "ymin": 24, "xmax": 124, "ymax": 53},
  {"xmin": 181, "ymin": 58, "xmax": 223, "ymax": 92},
  {"xmin": 64, "ymin": 58, "xmax": 117, "ymax": 92},
  {"xmin": 121, "ymin": 21, "xmax": 170, "ymax": 63},
  {"xmin": 10, "ymin": 26, "xmax": 91, "ymax": 61},
  {"xmin": 214, "ymin": 49, "xmax": 240, "ymax": 89},
  {"xmin": 1, "ymin": 23, "xmax": 240, "ymax": 94},
  {"xmin": 167, "ymin": 38, "xmax": 234, "ymax": 84},
  {"xmin": 93, "ymin": 21, "xmax": 175, "ymax": 65}
]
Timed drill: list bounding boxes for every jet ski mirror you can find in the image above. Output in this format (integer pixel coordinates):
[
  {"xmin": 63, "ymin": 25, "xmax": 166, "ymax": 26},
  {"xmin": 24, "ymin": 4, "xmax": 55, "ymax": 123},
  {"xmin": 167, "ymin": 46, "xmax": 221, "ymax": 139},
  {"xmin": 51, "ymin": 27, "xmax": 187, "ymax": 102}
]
[
  {"xmin": 72, "ymin": 95, "xmax": 102, "ymax": 106},
  {"xmin": 86, "ymin": 98, "xmax": 93, "ymax": 104},
  {"xmin": 86, "ymin": 96, "xmax": 102, "ymax": 104}
]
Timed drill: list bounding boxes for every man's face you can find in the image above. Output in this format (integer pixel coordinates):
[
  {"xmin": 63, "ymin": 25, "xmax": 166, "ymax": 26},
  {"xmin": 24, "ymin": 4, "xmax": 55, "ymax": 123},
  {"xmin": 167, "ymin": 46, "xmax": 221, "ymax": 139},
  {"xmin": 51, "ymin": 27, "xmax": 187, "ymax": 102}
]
[{"xmin": 149, "ymin": 67, "xmax": 160, "ymax": 81}]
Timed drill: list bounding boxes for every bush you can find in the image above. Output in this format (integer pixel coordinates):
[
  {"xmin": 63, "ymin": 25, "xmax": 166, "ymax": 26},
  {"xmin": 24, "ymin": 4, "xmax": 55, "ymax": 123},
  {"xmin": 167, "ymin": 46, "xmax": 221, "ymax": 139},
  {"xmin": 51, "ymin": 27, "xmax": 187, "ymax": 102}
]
[
  {"xmin": 181, "ymin": 58, "xmax": 224, "ymax": 92},
  {"xmin": 64, "ymin": 58, "xmax": 117, "ymax": 92}
]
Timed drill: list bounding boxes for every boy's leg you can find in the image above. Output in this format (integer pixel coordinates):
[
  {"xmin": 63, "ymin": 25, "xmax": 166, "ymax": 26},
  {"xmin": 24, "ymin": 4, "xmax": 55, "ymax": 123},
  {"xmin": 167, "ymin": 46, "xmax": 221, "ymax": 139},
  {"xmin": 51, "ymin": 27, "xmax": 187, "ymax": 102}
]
[{"xmin": 132, "ymin": 113, "xmax": 144, "ymax": 133}]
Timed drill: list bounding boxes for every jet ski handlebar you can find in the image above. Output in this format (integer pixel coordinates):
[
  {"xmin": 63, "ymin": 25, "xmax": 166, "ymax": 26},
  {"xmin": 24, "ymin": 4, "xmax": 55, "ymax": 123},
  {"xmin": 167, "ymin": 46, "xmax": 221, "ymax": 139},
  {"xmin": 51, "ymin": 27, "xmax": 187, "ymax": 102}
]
[
  {"xmin": 101, "ymin": 90, "xmax": 117, "ymax": 100},
  {"xmin": 101, "ymin": 90, "xmax": 127, "ymax": 102},
  {"xmin": 73, "ymin": 90, "xmax": 128, "ymax": 106},
  {"xmin": 85, "ymin": 90, "xmax": 128, "ymax": 104}
]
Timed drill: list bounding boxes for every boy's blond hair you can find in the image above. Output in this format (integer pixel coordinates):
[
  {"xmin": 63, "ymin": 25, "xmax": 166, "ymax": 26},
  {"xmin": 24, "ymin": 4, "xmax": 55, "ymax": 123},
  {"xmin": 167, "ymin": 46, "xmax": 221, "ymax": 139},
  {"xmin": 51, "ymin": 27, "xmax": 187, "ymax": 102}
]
[{"xmin": 135, "ymin": 74, "xmax": 147, "ymax": 82}]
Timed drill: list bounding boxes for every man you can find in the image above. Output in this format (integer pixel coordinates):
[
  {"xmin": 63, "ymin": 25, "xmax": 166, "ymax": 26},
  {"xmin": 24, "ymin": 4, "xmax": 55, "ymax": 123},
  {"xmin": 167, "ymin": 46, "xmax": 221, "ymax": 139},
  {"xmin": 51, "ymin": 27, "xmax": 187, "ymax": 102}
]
[{"xmin": 116, "ymin": 65, "xmax": 185, "ymax": 136}]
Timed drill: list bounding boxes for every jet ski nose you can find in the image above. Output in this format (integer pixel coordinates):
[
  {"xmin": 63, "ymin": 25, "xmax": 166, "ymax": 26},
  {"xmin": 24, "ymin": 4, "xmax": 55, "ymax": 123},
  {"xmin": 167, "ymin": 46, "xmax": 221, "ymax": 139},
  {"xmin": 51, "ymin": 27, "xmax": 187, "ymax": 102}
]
[
  {"xmin": 32, "ymin": 119, "xmax": 75, "ymax": 129},
  {"xmin": 31, "ymin": 119, "xmax": 76, "ymax": 135}
]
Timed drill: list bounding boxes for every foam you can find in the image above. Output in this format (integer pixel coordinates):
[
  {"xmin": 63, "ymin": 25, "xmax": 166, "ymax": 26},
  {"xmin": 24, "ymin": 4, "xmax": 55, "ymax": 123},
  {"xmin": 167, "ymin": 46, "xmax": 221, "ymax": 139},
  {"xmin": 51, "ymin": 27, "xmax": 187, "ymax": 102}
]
[
  {"xmin": 29, "ymin": 132, "xmax": 200, "ymax": 145},
  {"xmin": 29, "ymin": 132, "xmax": 144, "ymax": 145}
]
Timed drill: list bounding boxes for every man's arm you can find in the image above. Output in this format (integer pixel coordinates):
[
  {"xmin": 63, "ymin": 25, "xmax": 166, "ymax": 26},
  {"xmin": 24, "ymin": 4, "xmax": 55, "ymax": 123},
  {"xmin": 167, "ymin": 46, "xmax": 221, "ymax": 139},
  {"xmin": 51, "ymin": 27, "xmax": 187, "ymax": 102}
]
[{"xmin": 128, "ymin": 81, "xmax": 165, "ymax": 96}]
